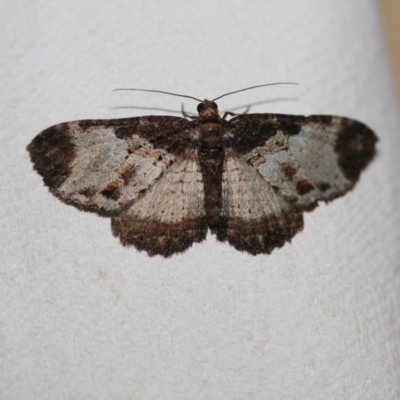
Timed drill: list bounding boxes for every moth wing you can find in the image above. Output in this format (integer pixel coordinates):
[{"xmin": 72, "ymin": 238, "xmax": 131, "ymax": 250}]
[
  {"xmin": 27, "ymin": 116, "xmax": 196, "ymax": 216},
  {"xmin": 217, "ymin": 149, "xmax": 304, "ymax": 254},
  {"xmin": 111, "ymin": 148, "xmax": 207, "ymax": 257},
  {"xmin": 226, "ymin": 113, "xmax": 377, "ymax": 209}
]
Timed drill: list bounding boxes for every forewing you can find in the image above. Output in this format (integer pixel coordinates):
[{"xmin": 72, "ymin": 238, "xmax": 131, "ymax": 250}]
[
  {"xmin": 27, "ymin": 116, "xmax": 197, "ymax": 216},
  {"xmin": 226, "ymin": 113, "xmax": 377, "ymax": 209},
  {"xmin": 111, "ymin": 148, "xmax": 207, "ymax": 257},
  {"xmin": 218, "ymin": 149, "xmax": 304, "ymax": 255}
]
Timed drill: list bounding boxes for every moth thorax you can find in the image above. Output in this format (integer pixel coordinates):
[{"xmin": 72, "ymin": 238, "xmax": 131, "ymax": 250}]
[{"xmin": 199, "ymin": 122, "xmax": 223, "ymax": 148}]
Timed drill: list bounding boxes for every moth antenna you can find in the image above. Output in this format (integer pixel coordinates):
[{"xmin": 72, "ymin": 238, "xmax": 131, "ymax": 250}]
[
  {"xmin": 212, "ymin": 82, "xmax": 299, "ymax": 102},
  {"xmin": 112, "ymin": 88, "xmax": 202, "ymax": 102}
]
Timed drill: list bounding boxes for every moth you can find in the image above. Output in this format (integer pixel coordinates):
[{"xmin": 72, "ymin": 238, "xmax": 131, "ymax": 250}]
[{"xmin": 27, "ymin": 84, "xmax": 377, "ymax": 257}]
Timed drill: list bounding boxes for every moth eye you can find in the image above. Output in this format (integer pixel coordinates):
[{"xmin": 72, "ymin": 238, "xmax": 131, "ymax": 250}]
[
  {"xmin": 211, "ymin": 102, "xmax": 218, "ymax": 109},
  {"xmin": 197, "ymin": 103, "xmax": 205, "ymax": 112}
]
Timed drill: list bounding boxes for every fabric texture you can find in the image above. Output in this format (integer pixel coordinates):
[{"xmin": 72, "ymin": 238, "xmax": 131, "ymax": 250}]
[{"xmin": 1, "ymin": 1, "xmax": 399, "ymax": 398}]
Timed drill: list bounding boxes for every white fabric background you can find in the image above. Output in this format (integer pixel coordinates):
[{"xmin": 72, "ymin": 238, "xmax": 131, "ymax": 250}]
[{"xmin": 1, "ymin": 0, "xmax": 399, "ymax": 398}]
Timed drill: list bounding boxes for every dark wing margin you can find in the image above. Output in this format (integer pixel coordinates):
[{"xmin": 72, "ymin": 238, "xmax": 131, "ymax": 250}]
[
  {"xmin": 27, "ymin": 116, "xmax": 196, "ymax": 216},
  {"xmin": 226, "ymin": 113, "xmax": 377, "ymax": 209}
]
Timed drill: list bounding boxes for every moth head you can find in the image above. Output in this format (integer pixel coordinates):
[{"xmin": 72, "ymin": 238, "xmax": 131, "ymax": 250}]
[{"xmin": 197, "ymin": 99, "xmax": 220, "ymax": 121}]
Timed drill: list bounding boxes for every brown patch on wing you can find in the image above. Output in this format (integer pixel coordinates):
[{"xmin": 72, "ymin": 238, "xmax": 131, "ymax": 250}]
[
  {"xmin": 295, "ymin": 178, "xmax": 314, "ymax": 195},
  {"xmin": 100, "ymin": 181, "xmax": 122, "ymax": 200},
  {"xmin": 317, "ymin": 182, "xmax": 331, "ymax": 192},
  {"xmin": 335, "ymin": 119, "xmax": 377, "ymax": 182},
  {"xmin": 112, "ymin": 116, "xmax": 197, "ymax": 155},
  {"xmin": 79, "ymin": 186, "xmax": 97, "ymax": 198},
  {"xmin": 118, "ymin": 165, "xmax": 136, "ymax": 185},
  {"xmin": 111, "ymin": 216, "xmax": 207, "ymax": 257},
  {"xmin": 307, "ymin": 115, "xmax": 333, "ymax": 125},
  {"xmin": 281, "ymin": 162, "xmax": 297, "ymax": 181},
  {"xmin": 27, "ymin": 123, "xmax": 75, "ymax": 189},
  {"xmin": 228, "ymin": 113, "xmax": 305, "ymax": 154},
  {"xmin": 74, "ymin": 116, "xmax": 196, "ymax": 156}
]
